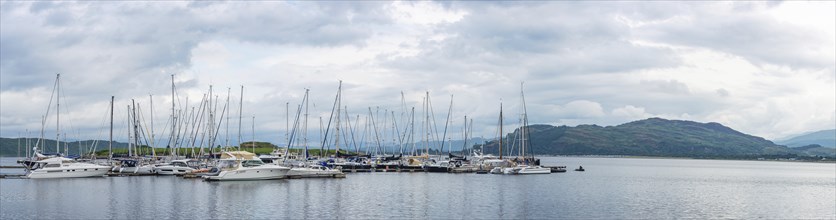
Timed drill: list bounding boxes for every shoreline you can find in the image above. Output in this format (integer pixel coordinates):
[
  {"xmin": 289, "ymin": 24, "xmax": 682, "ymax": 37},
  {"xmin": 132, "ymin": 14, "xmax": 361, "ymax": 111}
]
[{"xmin": 544, "ymin": 154, "xmax": 836, "ymax": 163}]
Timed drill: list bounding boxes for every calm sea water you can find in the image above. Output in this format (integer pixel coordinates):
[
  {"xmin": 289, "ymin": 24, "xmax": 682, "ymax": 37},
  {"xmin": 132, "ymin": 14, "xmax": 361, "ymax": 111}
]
[{"xmin": 1, "ymin": 157, "xmax": 834, "ymax": 219}]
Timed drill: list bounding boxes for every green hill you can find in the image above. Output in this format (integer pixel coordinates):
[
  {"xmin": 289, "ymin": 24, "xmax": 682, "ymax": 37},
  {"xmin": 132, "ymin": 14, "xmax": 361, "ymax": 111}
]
[{"xmin": 482, "ymin": 117, "xmax": 795, "ymax": 157}]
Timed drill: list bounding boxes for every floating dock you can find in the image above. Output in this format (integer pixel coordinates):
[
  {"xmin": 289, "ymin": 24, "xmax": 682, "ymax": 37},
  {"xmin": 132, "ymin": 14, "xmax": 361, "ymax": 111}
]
[{"xmin": 0, "ymin": 174, "xmax": 27, "ymax": 179}]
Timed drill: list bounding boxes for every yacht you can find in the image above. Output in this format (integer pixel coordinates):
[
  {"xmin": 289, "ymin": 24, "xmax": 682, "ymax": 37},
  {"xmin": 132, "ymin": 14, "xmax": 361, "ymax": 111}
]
[
  {"xmin": 114, "ymin": 159, "xmax": 156, "ymax": 174},
  {"xmin": 26, "ymin": 157, "xmax": 110, "ymax": 179},
  {"xmin": 515, "ymin": 164, "xmax": 551, "ymax": 174},
  {"xmin": 422, "ymin": 160, "xmax": 451, "ymax": 173},
  {"xmin": 287, "ymin": 164, "xmax": 342, "ymax": 178},
  {"xmin": 204, "ymin": 151, "xmax": 291, "ymax": 181},
  {"xmin": 153, "ymin": 159, "xmax": 197, "ymax": 175}
]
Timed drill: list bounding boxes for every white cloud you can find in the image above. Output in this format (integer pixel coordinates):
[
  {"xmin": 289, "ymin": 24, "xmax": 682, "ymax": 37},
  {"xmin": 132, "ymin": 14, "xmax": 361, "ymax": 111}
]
[{"xmin": 1, "ymin": 1, "xmax": 833, "ymax": 143}]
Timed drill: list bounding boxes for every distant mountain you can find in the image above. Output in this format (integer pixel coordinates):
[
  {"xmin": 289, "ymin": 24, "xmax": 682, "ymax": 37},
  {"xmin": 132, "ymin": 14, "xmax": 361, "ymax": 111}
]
[
  {"xmin": 0, "ymin": 137, "xmax": 130, "ymax": 156},
  {"xmin": 776, "ymin": 129, "xmax": 836, "ymax": 148},
  {"xmin": 480, "ymin": 118, "xmax": 794, "ymax": 157},
  {"xmin": 792, "ymin": 144, "xmax": 836, "ymax": 157}
]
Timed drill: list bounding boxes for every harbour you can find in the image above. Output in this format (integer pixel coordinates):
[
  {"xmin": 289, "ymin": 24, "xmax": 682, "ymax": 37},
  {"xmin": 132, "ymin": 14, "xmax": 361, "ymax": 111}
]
[
  {"xmin": 2, "ymin": 156, "xmax": 834, "ymax": 219},
  {"xmin": 1, "ymin": 1, "xmax": 834, "ymax": 219}
]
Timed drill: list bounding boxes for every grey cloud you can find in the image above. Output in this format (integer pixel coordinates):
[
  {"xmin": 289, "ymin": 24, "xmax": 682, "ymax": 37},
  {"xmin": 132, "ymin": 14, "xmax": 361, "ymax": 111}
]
[
  {"xmin": 1, "ymin": 2, "xmax": 831, "ymax": 141},
  {"xmin": 632, "ymin": 3, "xmax": 834, "ymax": 70},
  {"xmin": 640, "ymin": 79, "xmax": 690, "ymax": 95},
  {"xmin": 716, "ymin": 88, "xmax": 730, "ymax": 97},
  {"xmin": 382, "ymin": 2, "xmax": 681, "ymax": 77}
]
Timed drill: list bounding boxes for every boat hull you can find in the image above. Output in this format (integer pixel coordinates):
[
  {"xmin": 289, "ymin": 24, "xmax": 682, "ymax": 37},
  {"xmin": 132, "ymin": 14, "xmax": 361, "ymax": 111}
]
[
  {"xmin": 423, "ymin": 166, "xmax": 450, "ymax": 173},
  {"xmin": 204, "ymin": 166, "xmax": 290, "ymax": 181},
  {"xmin": 287, "ymin": 167, "xmax": 342, "ymax": 177},
  {"xmin": 517, "ymin": 167, "xmax": 551, "ymax": 174},
  {"xmin": 154, "ymin": 166, "xmax": 195, "ymax": 175},
  {"xmin": 119, "ymin": 165, "xmax": 156, "ymax": 174},
  {"xmin": 27, "ymin": 165, "xmax": 110, "ymax": 179}
]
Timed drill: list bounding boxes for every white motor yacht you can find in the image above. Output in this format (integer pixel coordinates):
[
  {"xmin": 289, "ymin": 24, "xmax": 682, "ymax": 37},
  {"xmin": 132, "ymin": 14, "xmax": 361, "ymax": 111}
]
[
  {"xmin": 153, "ymin": 159, "xmax": 196, "ymax": 175},
  {"xmin": 26, "ymin": 157, "xmax": 110, "ymax": 179},
  {"xmin": 115, "ymin": 159, "xmax": 156, "ymax": 174},
  {"xmin": 204, "ymin": 151, "xmax": 291, "ymax": 181},
  {"xmin": 287, "ymin": 164, "xmax": 342, "ymax": 178},
  {"xmin": 515, "ymin": 165, "xmax": 551, "ymax": 174}
]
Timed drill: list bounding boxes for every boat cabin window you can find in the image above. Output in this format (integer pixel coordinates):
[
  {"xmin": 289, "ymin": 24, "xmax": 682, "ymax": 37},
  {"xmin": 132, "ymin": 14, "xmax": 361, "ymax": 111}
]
[
  {"xmin": 242, "ymin": 160, "xmax": 264, "ymax": 167},
  {"xmin": 218, "ymin": 160, "xmax": 239, "ymax": 169},
  {"xmin": 45, "ymin": 164, "xmax": 60, "ymax": 168},
  {"xmin": 172, "ymin": 162, "xmax": 188, "ymax": 167},
  {"xmin": 121, "ymin": 160, "xmax": 138, "ymax": 167}
]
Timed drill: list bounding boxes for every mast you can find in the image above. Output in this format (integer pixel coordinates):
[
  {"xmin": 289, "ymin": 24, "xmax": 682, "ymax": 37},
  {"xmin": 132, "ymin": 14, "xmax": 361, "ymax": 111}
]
[
  {"xmin": 150, "ymin": 94, "xmax": 155, "ymax": 150},
  {"xmin": 335, "ymin": 81, "xmax": 342, "ymax": 157},
  {"xmin": 439, "ymin": 94, "xmax": 453, "ymax": 154},
  {"xmin": 225, "ymin": 87, "xmax": 230, "ymax": 151},
  {"xmin": 55, "ymin": 74, "xmax": 60, "ymax": 154},
  {"xmin": 171, "ymin": 74, "xmax": 176, "ymax": 157},
  {"xmin": 499, "ymin": 100, "xmax": 503, "ymax": 160},
  {"xmin": 424, "ymin": 92, "xmax": 429, "ymax": 155},
  {"xmin": 251, "ymin": 115, "xmax": 255, "ymax": 153},
  {"xmin": 132, "ymin": 99, "xmax": 139, "ymax": 157},
  {"xmin": 304, "ymin": 89, "xmax": 309, "ymax": 159},
  {"xmin": 520, "ymin": 82, "xmax": 529, "ymax": 160},
  {"xmin": 410, "ymin": 107, "xmax": 415, "ymax": 155},
  {"xmin": 127, "ymin": 105, "xmax": 132, "ymax": 157},
  {"xmin": 286, "ymin": 102, "xmax": 289, "ymax": 148},
  {"xmin": 109, "ymin": 96, "xmax": 114, "ymax": 163},
  {"xmin": 462, "ymin": 115, "xmax": 467, "ymax": 155},
  {"xmin": 238, "ymin": 85, "xmax": 243, "ymax": 151}
]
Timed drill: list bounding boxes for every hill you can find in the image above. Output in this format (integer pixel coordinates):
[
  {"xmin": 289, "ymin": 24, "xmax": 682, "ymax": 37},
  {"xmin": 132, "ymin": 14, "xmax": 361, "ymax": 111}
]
[
  {"xmin": 480, "ymin": 117, "xmax": 795, "ymax": 157},
  {"xmin": 776, "ymin": 129, "xmax": 836, "ymax": 148}
]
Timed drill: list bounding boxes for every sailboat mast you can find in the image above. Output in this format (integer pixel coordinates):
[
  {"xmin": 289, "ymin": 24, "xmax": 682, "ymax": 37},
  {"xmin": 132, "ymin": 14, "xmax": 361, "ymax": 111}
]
[
  {"xmin": 238, "ymin": 85, "xmax": 243, "ymax": 151},
  {"xmin": 127, "ymin": 105, "xmax": 132, "ymax": 157},
  {"xmin": 132, "ymin": 99, "xmax": 139, "ymax": 157},
  {"xmin": 225, "ymin": 88, "xmax": 230, "ymax": 150},
  {"xmin": 335, "ymin": 81, "xmax": 342, "ymax": 156},
  {"xmin": 171, "ymin": 74, "xmax": 176, "ymax": 156},
  {"xmin": 251, "ymin": 115, "xmax": 255, "ymax": 153},
  {"xmin": 150, "ymin": 94, "xmax": 155, "ymax": 150},
  {"xmin": 499, "ymin": 101, "xmax": 503, "ymax": 160},
  {"xmin": 286, "ymin": 102, "xmax": 289, "ymax": 148},
  {"xmin": 304, "ymin": 89, "xmax": 309, "ymax": 159},
  {"xmin": 109, "ymin": 96, "xmax": 114, "ymax": 163},
  {"xmin": 56, "ymin": 74, "xmax": 60, "ymax": 154},
  {"xmin": 520, "ymin": 82, "xmax": 528, "ymax": 160},
  {"xmin": 424, "ymin": 92, "xmax": 429, "ymax": 155},
  {"xmin": 410, "ymin": 107, "xmax": 415, "ymax": 155},
  {"xmin": 463, "ymin": 115, "xmax": 467, "ymax": 154}
]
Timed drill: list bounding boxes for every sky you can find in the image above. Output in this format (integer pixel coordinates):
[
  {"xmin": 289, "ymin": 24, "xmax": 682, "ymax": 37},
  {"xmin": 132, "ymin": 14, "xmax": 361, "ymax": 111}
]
[{"xmin": 1, "ymin": 1, "xmax": 834, "ymax": 146}]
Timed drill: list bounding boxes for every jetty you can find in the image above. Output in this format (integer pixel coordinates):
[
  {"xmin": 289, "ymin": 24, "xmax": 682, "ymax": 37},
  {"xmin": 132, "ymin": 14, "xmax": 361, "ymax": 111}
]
[{"xmin": 0, "ymin": 174, "xmax": 27, "ymax": 179}]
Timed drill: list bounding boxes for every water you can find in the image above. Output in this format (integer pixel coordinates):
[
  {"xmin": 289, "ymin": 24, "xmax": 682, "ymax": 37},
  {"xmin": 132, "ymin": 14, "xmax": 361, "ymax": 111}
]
[{"xmin": 1, "ymin": 157, "xmax": 834, "ymax": 219}]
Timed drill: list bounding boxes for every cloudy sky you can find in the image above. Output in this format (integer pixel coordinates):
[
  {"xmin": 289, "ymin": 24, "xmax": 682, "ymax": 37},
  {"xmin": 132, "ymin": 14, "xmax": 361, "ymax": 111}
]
[{"xmin": 1, "ymin": 1, "xmax": 834, "ymax": 146}]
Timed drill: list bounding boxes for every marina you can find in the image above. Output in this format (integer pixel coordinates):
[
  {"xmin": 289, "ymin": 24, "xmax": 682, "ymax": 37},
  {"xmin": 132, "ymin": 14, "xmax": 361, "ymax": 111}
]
[
  {"xmin": 2, "ymin": 156, "xmax": 833, "ymax": 219},
  {"xmin": 1, "ymin": 1, "xmax": 834, "ymax": 219}
]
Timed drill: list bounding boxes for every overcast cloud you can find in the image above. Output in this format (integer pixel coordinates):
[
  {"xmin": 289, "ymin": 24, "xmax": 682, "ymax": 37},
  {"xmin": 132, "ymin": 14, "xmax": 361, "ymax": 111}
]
[{"xmin": 1, "ymin": 1, "xmax": 833, "ymax": 145}]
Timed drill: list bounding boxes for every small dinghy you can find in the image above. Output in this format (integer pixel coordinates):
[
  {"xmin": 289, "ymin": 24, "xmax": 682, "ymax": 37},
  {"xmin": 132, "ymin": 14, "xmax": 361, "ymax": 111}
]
[{"xmin": 574, "ymin": 166, "xmax": 585, "ymax": 172}]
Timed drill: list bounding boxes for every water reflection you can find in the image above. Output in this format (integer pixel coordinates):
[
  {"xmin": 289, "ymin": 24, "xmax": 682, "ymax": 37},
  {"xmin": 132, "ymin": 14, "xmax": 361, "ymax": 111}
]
[{"xmin": 1, "ymin": 157, "xmax": 834, "ymax": 219}]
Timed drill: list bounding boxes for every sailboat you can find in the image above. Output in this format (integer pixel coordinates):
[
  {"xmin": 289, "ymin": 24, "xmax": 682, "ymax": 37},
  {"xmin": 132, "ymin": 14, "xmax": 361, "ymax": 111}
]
[
  {"xmin": 26, "ymin": 74, "xmax": 111, "ymax": 178},
  {"xmin": 508, "ymin": 82, "xmax": 550, "ymax": 175}
]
